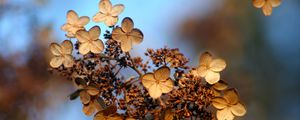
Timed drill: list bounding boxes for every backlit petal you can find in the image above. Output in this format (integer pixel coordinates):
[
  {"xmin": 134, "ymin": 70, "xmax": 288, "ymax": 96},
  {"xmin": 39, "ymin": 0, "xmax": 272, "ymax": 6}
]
[
  {"xmin": 129, "ymin": 28, "xmax": 143, "ymax": 45},
  {"xmin": 78, "ymin": 16, "xmax": 90, "ymax": 26},
  {"xmin": 61, "ymin": 40, "xmax": 73, "ymax": 54},
  {"xmin": 262, "ymin": 1, "xmax": 273, "ymax": 16},
  {"xmin": 76, "ymin": 30, "xmax": 90, "ymax": 43},
  {"xmin": 79, "ymin": 42, "xmax": 91, "ymax": 55},
  {"xmin": 67, "ymin": 10, "xmax": 78, "ymax": 24},
  {"xmin": 89, "ymin": 26, "xmax": 101, "ymax": 40},
  {"xmin": 149, "ymin": 84, "xmax": 162, "ymax": 99},
  {"xmin": 120, "ymin": 38, "xmax": 132, "ymax": 52},
  {"xmin": 104, "ymin": 16, "xmax": 118, "ymax": 26},
  {"xmin": 50, "ymin": 43, "xmax": 62, "ymax": 56},
  {"xmin": 217, "ymin": 108, "xmax": 235, "ymax": 120},
  {"xmin": 253, "ymin": 0, "xmax": 265, "ymax": 8},
  {"xmin": 93, "ymin": 13, "xmax": 107, "ymax": 22},
  {"xmin": 121, "ymin": 17, "xmax": 134, "ymax": 33},
  {"xmin": 199, "ymin": 52, "xmax": 212, "ymax": 66},
  {"xmin": 154, "ymin": 67, "xmax": 170, "ymax": 80},
  {"xmin": 80, "ymin": 91, "xmax": 91, "ymax": 104},
  {"xmin": 205, "ymin": 70, "xmax": 220, "ymax": 84},
  {"xmin": 142, "ymin": 73, "xmax": 156, "ymax": 89},
  {"xmin": 50, "ymin": 56, "xmax": 63, "ymax": 68},
  {"xmin": 91, "ymin": 40, "xmax": 104, "ymax": 54},
  {"xmin": 270, "ymin": 0, "xmax": 281, "ymax": 7},
  {"xmin": 213, "ymin": 80, "xmax": 228, "ymax": 91},
  {"xmin": 231, "ymin": 103, "xmax": 247, "ymax": 116},
  {"xmin": 112, "ymin": 27, "xmax": 126, "ymax": 42},
  {"xmin": 63, "ymin": 55, "xmax": 74, "ymax": 68},
  {"xmin": 99, "ymin": 0, "xmax": 112, "ymax": 14},
  {"xmin": 111, "ymin": 4, "xmax": 124, "ymax": 16},
  {"xmin": 159, "ymin": 79, "xmax": 174, "ymax": 93},
  {"xmin": 212, "ymin": 97, "xmax": 228, "ymax": 109},
  {"xmin": 209, "ymin": 59, "xmax": 226, "ymax": 72},
  {"xmin": 82, "ymin": 103, "xmax": 95, "ymax": 116},
  {"xmin": 224, "ymin": 88, "xmax": 239, "ymax": 105}
]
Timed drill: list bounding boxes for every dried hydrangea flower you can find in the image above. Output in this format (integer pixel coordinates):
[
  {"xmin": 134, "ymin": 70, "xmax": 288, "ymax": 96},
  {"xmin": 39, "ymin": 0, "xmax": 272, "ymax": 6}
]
[
  {"xmin": 112, "ymin": 17, "xmax": 143, "ymax": 52},
  {"xmin": 141, "ymin": 67, "xmax": 174, "ymax": 99},
  {"xmin": 83, "ymin": 99, "xmax": 103, "ymax": 116},
  {"xmin": 49, "ymin": 40, "xmax": 74, "ymax": 68},
  {"xmin": 93, "ymin": 0, "xmax": 124, "ymax": 26},
  {"xmin": 212, "ymin": 80, "xmax": 228, "ymax": 96},
  {"xmin": 75, "ymin": 26, "xmax": 105, "ymax": 55},
  {"xmin": 61, "ymin": 10, "xmax": 90, "ymax": 38},
  {"xmin": 192, "ymin": 52, "xmax": 226, "ymax": 84},
  {"xmin": 253, "ymin": 0, "xmax": 282, "ymax": 16},
  {"xmin": 212, "ymin": 89, "xmax": 246, "ymax": 120},
  {"xmin": 94, "ymin": 105, "xmax": 122, "ymax": 120}
]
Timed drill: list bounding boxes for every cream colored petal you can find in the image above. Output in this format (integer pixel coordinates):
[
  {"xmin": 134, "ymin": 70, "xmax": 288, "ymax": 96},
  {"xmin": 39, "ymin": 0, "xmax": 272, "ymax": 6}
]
[
  {"xmin": 120, "ymin": 39, "xmax": 132, "ymax": 52},
  {"xmin": 148, "ymin": 84, "xmax": 162, "ymax": 99},
  {"xmin": 231, "ymin": 103, "xmax": 247, "ymax": 116},
  {"xmin": 86, "ymin": 86, "xmax": 99, "ymax": 96},
  {"xmin": 78, "ymin": 16, "xmax": 90, "ymax": 26},
  {"xmin": 61, "ymin": 24, "xmax": 71, "ymax": 32},
  {"xmin": 91, "ymin": 40, "xmax": 104, "ymax": 54},
  {"xmin": 129, "ymin": 28, "xmax": 143, "ymax": 45},
  {"xmin": 89, "ymin": 26, "xmax": 101, "ymax": 40},
  {"xmin": 141, "ymin": 73, "xmax": 156, "ymax": 89},
  {"xmin": 121, "ymin": 17, "xmax": 134, "ymax": 33},
  {"xmin": 99, "ymin": 0, "xmax": 112, "ymax": 14},
  {"xmin": 61, "ymin": 40, "xmax": 73, "ymax": 54},
  {"xmin": 213, "ymin": 80, "xmax": 228, "ymax": 91},
  {"xmin": 67, "ymin": 10, "xmax": 78, "ymax": 24},
  {"xmin": 76, "ymin": 30, "xmax": 89, "ymax": 43},
  {"xmin": 252, "ymin": 0, "xmax": 265, "ymax": 8},
  {"xmin": 205, "ymin": 70, "xmax": 220, "ymax": 84},
  {"xmin": 93, "ymin": 13, "xmax": 107, "ymax": 22},
  {"xmin": 217, "ymin": 108, "xmax": 235, "ymax": 120},
  {"xmin": 83, "ymin": 103, "xmax": 95, "ymax": 116},
  {"xmin": 212, "ymin": 89, "xmax": 222, "ymax": 97},
  {"xmin": 154, "ymin": 67, "xmax": 170, "ymax": 80},
  {"xmin": 197, "ymin": 66, "xmax": 208, "ymax": 77},
  {"xmin": 270, "ymin": 0, "xmax": 281, "ymax": 7},
  {"xmin": 111, "ymin": 4, "xmax": 125, "ymax": 16},
  {"xmin": 224, "ymin": 88, "xmax": 239, "ymax": 105},
  {"xmin": 262, "ymin": 1, "xmax": 273, "ymax": 16},
  {"xmin": 80, "ymin": 91, "xmax": 91, "ymax": 104},
  {"xmin": 112, "ymin": 27, "xmax": 126, "ymax": 42},
  {"xmin": 50, "ymin": 56, "xmax": 63, "ymax": 68},
  {"xmin": 212, "ymin": 97, "xmax": 228, "ymax": 109},
  {"xmin": 199, "ymin": 52, "xmax": 212, "ymax": 66},
  {"xmin": 159, "ymin": 79, "xmax": 174, "ymax": 93},
  {"xmin": 209, "ymin": 59, "xmax": 226, "ymax": 72},
  {"xmin": 63, "ymin": 55, "xmax": 74, "ymax": 68},
  {"xmin": 79, "ymin": 42, "xmax": 91, "ymax": 55},
  {"xmin": 104, "ymin": 16, "xmax": 118, "ymax": 26},
  {"xmin": 50, "ymin": 43, "xmax": 62, "ymax": 56}
]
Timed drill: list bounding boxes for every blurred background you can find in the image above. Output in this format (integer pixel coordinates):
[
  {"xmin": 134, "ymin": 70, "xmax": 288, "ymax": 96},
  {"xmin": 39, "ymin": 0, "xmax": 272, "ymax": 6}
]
[{"xmin": 0, "ymin": 0, "xmax": 299, "ymax": 120}]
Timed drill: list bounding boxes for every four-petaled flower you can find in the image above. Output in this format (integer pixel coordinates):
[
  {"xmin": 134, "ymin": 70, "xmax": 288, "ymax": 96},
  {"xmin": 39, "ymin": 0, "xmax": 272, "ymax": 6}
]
[
  {"xmin": 75, "ymin": 26, "xmax": 105, "ymax": 55},
  {"xmin": 253, "ymin": 0, "xmax": 282, "ymax": 16},
  {"xmin": 141, "ymin": 67, "xmax": 174, "ymax": 99},
  {"xmin": 80, "ymin": 86, "xmax": 102, "ymax": 116},
  {"xmin": 112, "ymin": 17, "xmax": 143, "ymax": 52},
  {"xmin": 49, "ymin": 40, "xmax": 74, "ymax": 68},
  {"xmin": 192, "ymin": 52, "xmax": 226, "ymax": 84},
  {"xmin": 93, "ymin": 0, "xmax": 124, "ymax": 26},
  {"xmin": 212, "ymin": 89, "xmax": 246, "ymax": 120},
  {"xmin": 61, "ymin": 10, "xmax": 90, "ymax": 38}
]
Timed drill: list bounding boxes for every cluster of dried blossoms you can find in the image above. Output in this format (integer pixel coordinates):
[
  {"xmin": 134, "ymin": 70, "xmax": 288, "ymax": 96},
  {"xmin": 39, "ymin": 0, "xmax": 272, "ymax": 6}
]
[
  {"xmin": 252, "ymin": 0, "xmax": 282, "ymax": 16},
  {"xmin": 49, "ymin": 0, "xmax": 247, "ymax": 119}
]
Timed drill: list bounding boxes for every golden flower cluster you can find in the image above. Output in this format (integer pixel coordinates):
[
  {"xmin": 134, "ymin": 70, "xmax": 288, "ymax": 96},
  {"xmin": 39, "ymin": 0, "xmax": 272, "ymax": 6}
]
[{"xmin": 49, "ymin": 0, "xmax": 248, "ymax": 119}]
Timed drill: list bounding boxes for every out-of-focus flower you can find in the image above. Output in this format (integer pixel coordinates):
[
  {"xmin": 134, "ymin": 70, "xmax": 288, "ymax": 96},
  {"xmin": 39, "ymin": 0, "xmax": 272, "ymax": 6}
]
[
  {"xmin": 212, "ymin": 89, "xmax": 246, "ymax": 120},
  {"xmin": 212, "ymin": 80, "xmax": 228, "ymax": 96},
  {"xmin": 192, "ymin": 52, "xmax": 226, "ymax": 84},
  {"xmin": 253, "ymin": 0, "xmax": 282, "ymax": 16},
  {"xmin": 61, "ymin": 10, "xmax": 90, "ymax": 38},
  {"xmin": 49, "ymin": 40, "xmax": 74, "ymax": 68},
  {"xmin": 75, "ymin": 26, "xmax": 105, "ymax": 55},
  {"xmin": 112, "ymin": 17, "xmax": 143, "ymax": 52},
  {"xmin": 141, "ymin": 67, "xmax": 174, "ymax": 99},
  {"xmin": 93, "ymin": 0, "xmax": 124, "ymax": 26}
]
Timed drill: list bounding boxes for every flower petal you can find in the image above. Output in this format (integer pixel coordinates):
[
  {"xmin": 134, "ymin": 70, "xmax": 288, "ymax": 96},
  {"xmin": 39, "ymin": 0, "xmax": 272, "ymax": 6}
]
[
  {"xmin": 86, "ymin": 86, "xmax": 99, "ymax": 96},
  {"xmin": 83, "ymin": 103, "xmax": 95, "ymax": 116},
  {"xmin": 99, "ymin": 0, "xmax": 112, "ymax": 14},
  {"xmin": 213, "ymin": 80, "xmax": 228, "ymax": 91},
  {"xmin": 231, "ymin": 103, "xmax": 247, "ymax": 116},
  {"xmin": 196, "ymin": 66, "xmax": 208, "ymax": 77},
  {"xmin": 67, "ymin": 10, "xmax": 78, "ymax": 24},
  {"xmin": 120, "ymin": 38, "xmax": 132, "ymax": 52},
  {"xmin": 224, "ymin": 88, "xmax": 239, "ymax": 105},
  {"xmin": 212, "ymin": 97, "xmax": 228, "ymax": 109},
  {"xmin": 262, "ymin": 1, "xmax": 273, "ymax": 16},
  {"xmin": 141, "ymin": 73, "xmax": 156, "ymax": 89},
  {"xmin": 111, "ymin": 4, "xmax": 125, "ymax": 16},
  {"xmin": 104, "ymin": 16, "xmax": 118, "ymax": 26},
  {"xmin": 63, "ymin": 55, "xmax": 74, "ymax": 68},
  {"xmin": 76, "ymin": 30, "xmax": 90, "ymax": 43},
  {"xmin": 61, "ymin": 40, "xmax": 73, "ymax": 54},
  {"xmin": 217, "ymin": 108, "xmax": 235, "ymax": 120},
  {"xmin": 121, "ymin": 17, "xmax": 134, "ymax": 33},
  {"xmin": 252, "ymin": 0, "xmax": 265, "ymax": 8},
  {"xmin": 80, "ymin": 91, "xmax": 91, "ymax": 104},
  {"xmin": 79, "ymin": 42, "xmax": 91, "ymax": 55},
  {"xmin": 270, "ymin": 0, "xmax": 281, "ymax": 7},
  {"xmin": 93, "ymin": 13, "xmax": 107, "ymax": 22},
  {"xmin": 205, "ymin": 70, "xmax": 220, "ymax": 84},
  {"xmin": 112, "ymin": 27, "xmax": 126, "ymax": 42},
  {"xmin": 199, "ymin": 52, "xmax": 212, "ymax": 66},
  {"xmin": 50, "ymin": 43, "xmax": 62, "ymax": 56},
  {"xmin": 209, "ymin": 59, "xmax": 226, "ymax": 72},
  {"xmin": 159, "ymin": 79, "xmax": 174, "ymax": 93},
  {"xmin": 154, "ymin": 67, "xmax": 170, "ymax": 80},
  {"xmin": 78, "ymin": 16, "xmax": 90, "ymax": 26},
  {"xmin": 91, "ymin": 40, "xmax": 104, "ymax": 54},
  {"xmin": 129, "ymin": 28, "xmax": 143, "ymax": 45},
  {"xmin": 50, "ymin": 56, "xmax": 63, "ymax": 68},
  {"xmin": 148, "ymin": 84, "xmax": 162, "ymax": 99},
  {"xmin": 89, "ymin": 26, "xmax": 101, "ymax": 40}
]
